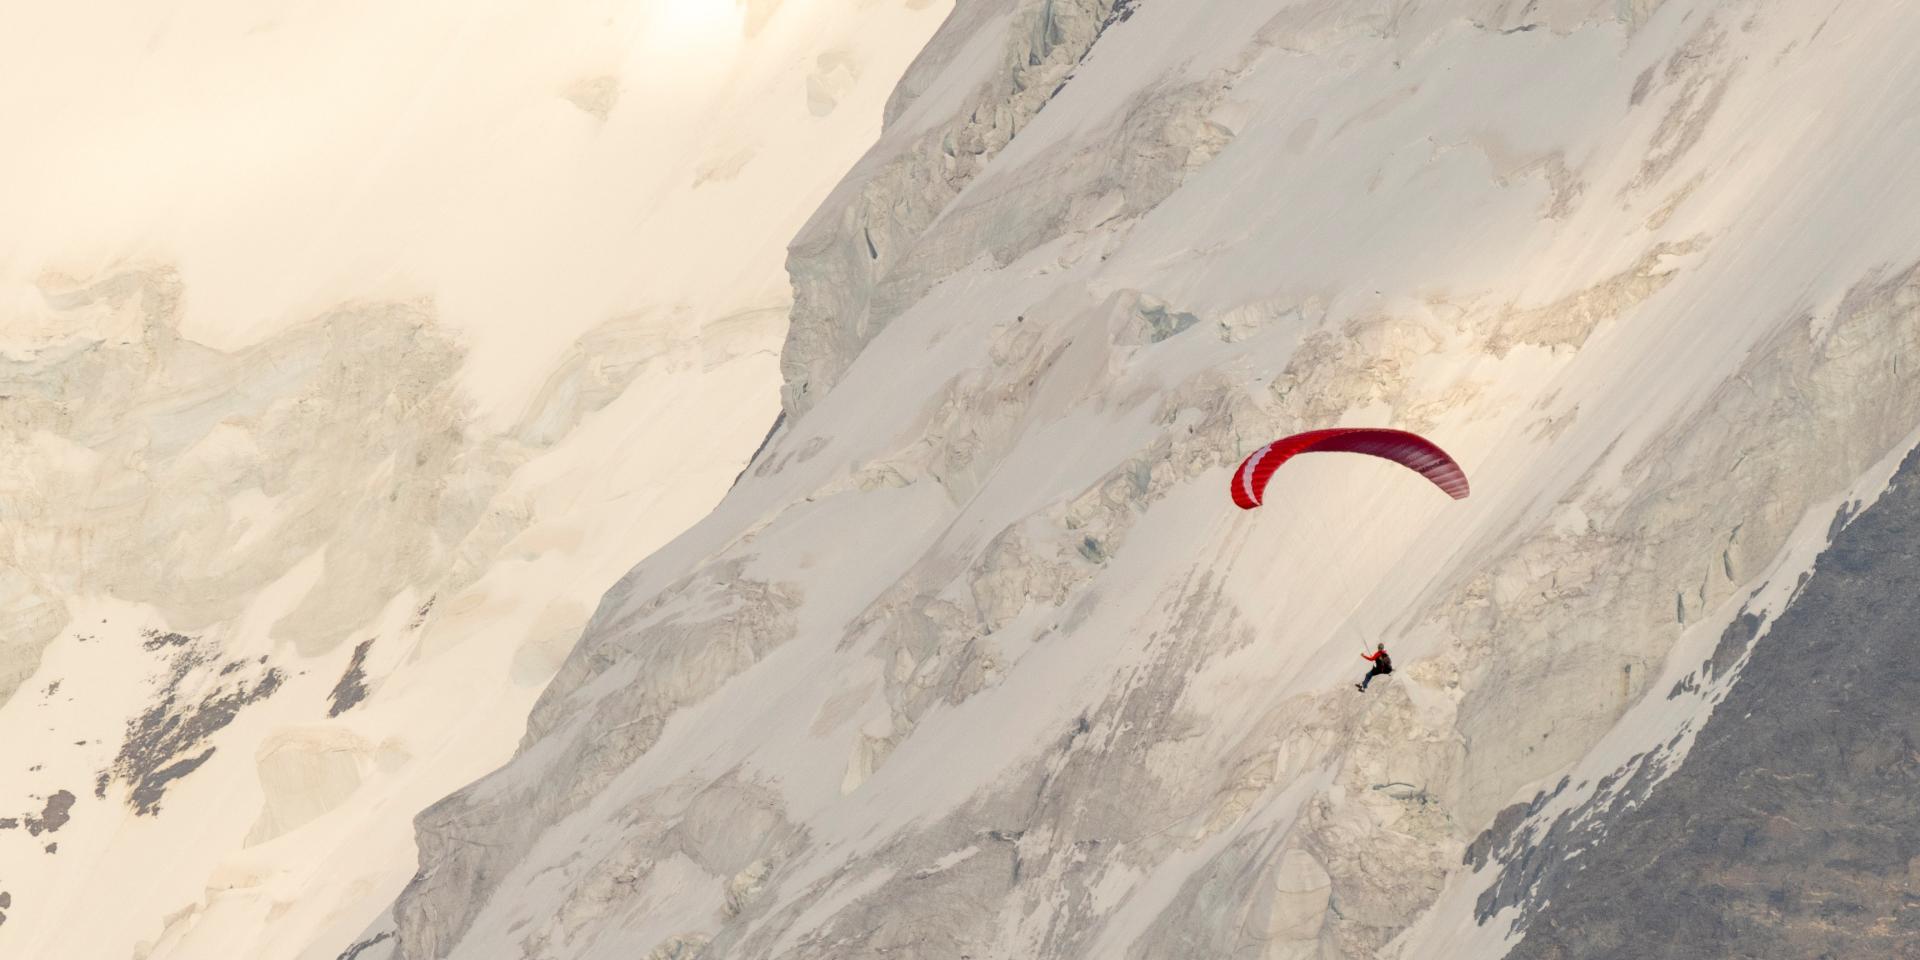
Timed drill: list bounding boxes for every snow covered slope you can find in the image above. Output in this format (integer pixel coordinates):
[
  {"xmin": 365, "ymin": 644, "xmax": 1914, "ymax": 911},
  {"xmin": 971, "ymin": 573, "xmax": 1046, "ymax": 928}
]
[
  {"xmin": 374, "ymin": 1, "xmax": 1920, "ymax": 958},
  {"xmin": 0, "ymin": 1, "xmax": 948, "ymax": 957}
]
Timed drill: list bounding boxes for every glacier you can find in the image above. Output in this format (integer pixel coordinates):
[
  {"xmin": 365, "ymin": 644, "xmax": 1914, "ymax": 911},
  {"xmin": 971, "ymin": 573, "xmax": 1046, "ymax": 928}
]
[
  {"xmin": 368, "ymin": 0, "xmax": 1920, "ymax": 958},
  {"xmin": 7, "ymin": 0, "xmax": 1920, "ymax": 958}
]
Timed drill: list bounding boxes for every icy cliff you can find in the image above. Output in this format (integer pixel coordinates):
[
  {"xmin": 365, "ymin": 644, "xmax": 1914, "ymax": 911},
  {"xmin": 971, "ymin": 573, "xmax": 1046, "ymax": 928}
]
[{"xmin": 377, "ymin": 1, "xmax": 1920, "ymax": 958}]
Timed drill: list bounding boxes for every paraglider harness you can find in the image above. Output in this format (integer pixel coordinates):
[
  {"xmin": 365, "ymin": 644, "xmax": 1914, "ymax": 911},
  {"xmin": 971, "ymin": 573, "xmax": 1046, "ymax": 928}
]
[{"xmin": 1358, "ymin": 648, "xmax": 1392, "ymax": 691}]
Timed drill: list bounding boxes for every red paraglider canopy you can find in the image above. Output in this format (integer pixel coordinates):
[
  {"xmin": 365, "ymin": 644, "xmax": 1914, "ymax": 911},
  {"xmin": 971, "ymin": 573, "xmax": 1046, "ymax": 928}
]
[{"xmin": 1230, "ymin": 428, "xmax": 1469, "ymax": 509}]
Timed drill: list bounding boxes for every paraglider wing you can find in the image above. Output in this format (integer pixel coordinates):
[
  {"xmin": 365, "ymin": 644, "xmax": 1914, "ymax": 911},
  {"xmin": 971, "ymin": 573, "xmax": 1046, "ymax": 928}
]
[{"xmin": 1230, "ymin": 428, "xmax": 1469, "ymax": 509}]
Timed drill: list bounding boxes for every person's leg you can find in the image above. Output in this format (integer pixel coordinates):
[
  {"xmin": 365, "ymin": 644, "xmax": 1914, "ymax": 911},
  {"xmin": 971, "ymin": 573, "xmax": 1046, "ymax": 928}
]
[{"xmin": 1359, "ymin": 670, "xmax": 1374, "ymax": 690}]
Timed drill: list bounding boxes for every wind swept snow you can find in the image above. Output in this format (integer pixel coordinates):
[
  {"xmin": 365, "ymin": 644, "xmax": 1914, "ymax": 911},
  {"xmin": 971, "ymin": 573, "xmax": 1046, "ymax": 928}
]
[{"xmin": 386, "ymin": 1, "xmax": 1920, "ymax": 958}]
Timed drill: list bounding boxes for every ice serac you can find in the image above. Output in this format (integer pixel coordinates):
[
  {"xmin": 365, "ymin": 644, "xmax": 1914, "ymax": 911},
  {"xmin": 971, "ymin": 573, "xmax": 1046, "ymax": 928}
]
[
  {"xmin": 391, "ymin": 1, "xmax": 1920, "ymax": 958},
  {"xmin": 781, "ymin": 0, "xmax": 1155, "ymax": 415}
]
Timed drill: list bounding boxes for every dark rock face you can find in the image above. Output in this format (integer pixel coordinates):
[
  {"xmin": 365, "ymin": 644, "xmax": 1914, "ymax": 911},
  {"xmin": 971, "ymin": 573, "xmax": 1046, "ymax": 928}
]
[
  {"xmin": 101, "ymin": 631, "xmax": 285, "ymax": 816},
  {"xmin": 1464, "ymin": 778, "xmax": 1566, "ymax": 872},
  {"xmin": 1501, "ymin": 447, "xmax": 1920, "ymax": 959},
  {"xmin": 336, "ymin": 930, "xmax": 394, "ymax": 960},
  {"xmin": 1701, "ymin": 609, "xmax": 1762, "ymax": 682},
  {"xmin": 22, "ymin": 790, "xmax": 74, "ymax": 836},
  {"xmin": 328, "ymin": 639, "xmax": 375, "ymax": 718}
]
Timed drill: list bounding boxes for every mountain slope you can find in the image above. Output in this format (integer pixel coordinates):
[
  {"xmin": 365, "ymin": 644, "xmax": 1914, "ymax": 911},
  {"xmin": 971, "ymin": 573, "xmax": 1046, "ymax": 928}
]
[
  {"xmin": 381, "ymin": 0, "xmax": 1920, "ymax": 957},
  {"xmin": 0, "ymin": 2, "xmax": 949, "ymax": 957}
]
